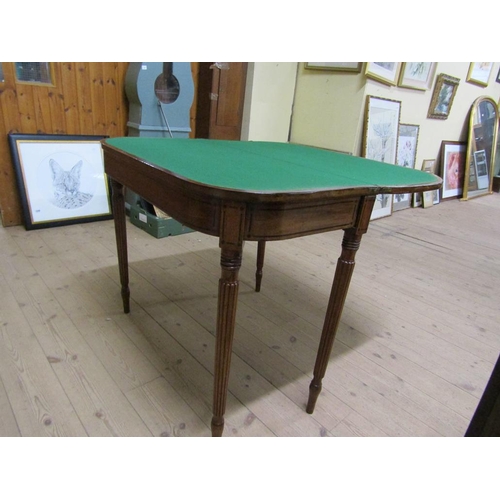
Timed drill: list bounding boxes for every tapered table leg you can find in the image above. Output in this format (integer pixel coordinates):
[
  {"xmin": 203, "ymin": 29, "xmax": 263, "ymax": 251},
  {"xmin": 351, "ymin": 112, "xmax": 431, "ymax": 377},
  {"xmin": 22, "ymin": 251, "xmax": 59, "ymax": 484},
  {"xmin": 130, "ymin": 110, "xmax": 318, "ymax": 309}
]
[
  {"xmin": 110, "ymin": 178, "xmax": 130, "ymax": 314},
  {"xmin": 306, "ymin": 227, "xmax": 362, "ymax": 413},
  {"xmin": 255, "ymin": 240, "xmax": 266, "ymax": 292},
  {"xmin": 211, "ymin": 246, "xmax": 242, "ymax": 437}
]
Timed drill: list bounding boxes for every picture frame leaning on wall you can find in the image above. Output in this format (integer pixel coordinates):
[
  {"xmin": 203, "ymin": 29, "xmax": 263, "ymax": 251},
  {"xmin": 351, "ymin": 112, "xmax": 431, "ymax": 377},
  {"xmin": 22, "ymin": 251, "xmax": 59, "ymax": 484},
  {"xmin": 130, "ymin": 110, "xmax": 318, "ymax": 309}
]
[
  {"xmin": 362, "ymin": 95, "xmax": 402, "ymax": 220},
  {"xmin": 393, "ymin": 123, "xmax": 419, "ymax": 211},
  {"xmin": 422, "ymin": 159, "xmax": 440, "ymax": 207},
  {"xmin": 8, "ymin": 133, "xmax": 113, "ymax": 230},
  {"xmin": 440, "ymin": 140, "xmax": 467, "ymax": 199},
  {"xmin": 304, "ymin": 62, "xmax": 362, "ymax": 73}
]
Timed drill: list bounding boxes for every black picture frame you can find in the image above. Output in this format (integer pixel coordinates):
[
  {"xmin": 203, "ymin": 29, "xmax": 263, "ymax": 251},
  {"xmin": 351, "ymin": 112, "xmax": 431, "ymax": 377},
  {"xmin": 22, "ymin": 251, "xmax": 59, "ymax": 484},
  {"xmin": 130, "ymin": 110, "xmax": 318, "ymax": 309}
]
[{"xmin": 8, "ymin": 133, "xmax": 112, "ymax": 230}]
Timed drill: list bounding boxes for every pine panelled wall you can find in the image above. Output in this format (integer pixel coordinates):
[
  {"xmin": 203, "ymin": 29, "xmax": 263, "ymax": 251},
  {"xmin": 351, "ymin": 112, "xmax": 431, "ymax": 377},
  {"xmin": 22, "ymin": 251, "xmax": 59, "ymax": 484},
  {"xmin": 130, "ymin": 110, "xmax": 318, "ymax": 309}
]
[{"xmin": 0, "ymin": 62, "xmax": 130, "ymax": 227}]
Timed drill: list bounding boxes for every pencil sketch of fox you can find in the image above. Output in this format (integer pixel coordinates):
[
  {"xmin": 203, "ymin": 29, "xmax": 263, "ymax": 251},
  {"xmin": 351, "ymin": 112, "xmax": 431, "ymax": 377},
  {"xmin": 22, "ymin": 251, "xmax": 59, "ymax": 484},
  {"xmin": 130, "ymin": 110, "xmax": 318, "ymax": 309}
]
[{"xmin": 49, "ymin": 159, "xmax": 93, "ymax": 209}]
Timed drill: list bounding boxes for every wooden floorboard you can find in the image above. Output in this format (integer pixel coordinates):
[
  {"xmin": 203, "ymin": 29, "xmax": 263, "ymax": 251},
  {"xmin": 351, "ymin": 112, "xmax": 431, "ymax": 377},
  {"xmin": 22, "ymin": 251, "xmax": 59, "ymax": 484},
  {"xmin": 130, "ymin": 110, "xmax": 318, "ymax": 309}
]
[{"xmin": 1, "ymin": 194, "xmax": 499, "ymax": 437}]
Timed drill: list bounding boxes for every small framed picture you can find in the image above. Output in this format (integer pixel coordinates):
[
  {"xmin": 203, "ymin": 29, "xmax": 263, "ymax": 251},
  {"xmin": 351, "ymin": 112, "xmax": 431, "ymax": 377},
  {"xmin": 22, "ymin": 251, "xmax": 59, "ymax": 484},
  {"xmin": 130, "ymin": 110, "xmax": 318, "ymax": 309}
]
[
  {"xmin": 365, "ymin": 62, "xmax": 402, "ymax": 86},
  {"xmin": 422, "ymin": 159, "xmax": 436, "ymax": 173},
  {"xmin": 362, "ymin": 95, "xmax": 402, "ymax": 164},
  {"xmin": 440, "ymin": 141, "xmax": 466, "ymax": 199},
  {"xmin": 372, "ymin": 194, "xmax": 393, "ymax": 219},
  {"xmin": 466, "ymin": 62, "xmax": 493, "ymax": 87},
  {"xmin": 8, "ymin": 133, "xmax": 112, "ymax": 230},
  {"xmin": 433, "ymin": 189, "xmax": 440, "ymax": 205},
  {"xmin": 421, "ymin": 159, "xmax": 440, "ymax": 207},
  {"xmin": 422, "ymin": 190, "xmax": 434, "ymax": 208},
  {"xmin": 393, "ymin": 123, "xmax": 419, "ymax": 211},
  {"xmin": 397, "ymin": 124, "xmax": 419, "ymax": 168},
  {"xmin": 428, "ymin": 73, "xmax": 460, "ymax": 120},
  {"xmin": 412, "ymin": 160, "xmax": 424, "ymax": 207},
  {"xmin": 304, "ymin": 62, "xmax": 362, "ymax": 73},
  {"xmin": 398, "ymin": 62, "xmax": 437, "ymax": 91}
]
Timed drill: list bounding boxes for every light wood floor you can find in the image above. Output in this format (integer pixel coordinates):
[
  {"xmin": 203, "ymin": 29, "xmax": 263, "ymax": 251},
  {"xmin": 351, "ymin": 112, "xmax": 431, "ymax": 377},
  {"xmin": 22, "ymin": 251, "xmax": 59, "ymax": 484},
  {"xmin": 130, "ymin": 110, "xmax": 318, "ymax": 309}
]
[{"xmin": 1, "ymin": 194, "xmax": 499, "ymax": 437}]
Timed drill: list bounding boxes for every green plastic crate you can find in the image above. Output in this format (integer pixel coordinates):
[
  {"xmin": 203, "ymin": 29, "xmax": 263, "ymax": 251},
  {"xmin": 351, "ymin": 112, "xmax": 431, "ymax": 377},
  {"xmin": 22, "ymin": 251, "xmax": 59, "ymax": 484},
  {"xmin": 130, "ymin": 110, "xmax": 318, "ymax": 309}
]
[{"xmin": 129, "ymin": 205, "xmax": 195, "ymax": 239}]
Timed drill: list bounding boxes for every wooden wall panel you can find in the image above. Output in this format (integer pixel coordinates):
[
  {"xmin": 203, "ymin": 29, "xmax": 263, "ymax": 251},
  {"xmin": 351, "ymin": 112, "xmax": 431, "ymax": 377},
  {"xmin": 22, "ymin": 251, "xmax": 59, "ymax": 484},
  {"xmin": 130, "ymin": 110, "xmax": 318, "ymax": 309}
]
[
  {"xmin": 16, "ymin": 85, "xmax": 36, "ymax": 132},
  {"xmin": 103, "ymin": 63, "xmax": 122, "ymax": 138},
  {"xmin": 32, "ymin": 85, "xmax": 52, "ymax": 133},
  {"xmin": 49, "ymin": 64, "xmax": 66, "ymax": 134},
  {"xmin": 0, "ymin": 62, "xmax": 130, "ymax": 227},
  {"xmin": 0, "ymin": 64, "xmax": 23, "ymax": 225},
  {"xmin": 74, "ymin": 63, "xmax": 94, "ymax": 134},
  {"xmin": 60, "ymin": 63, "xmax": 80, "ymax": 135}
]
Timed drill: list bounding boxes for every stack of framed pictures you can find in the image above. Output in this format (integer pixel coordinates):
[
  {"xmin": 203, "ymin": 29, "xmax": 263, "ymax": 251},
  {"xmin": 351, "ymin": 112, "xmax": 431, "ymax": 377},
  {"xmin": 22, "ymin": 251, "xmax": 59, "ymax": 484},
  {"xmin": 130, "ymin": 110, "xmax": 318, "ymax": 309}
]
[{"xmin": 356, "ymin": 62, "xmax": 498, "ymax": 218}]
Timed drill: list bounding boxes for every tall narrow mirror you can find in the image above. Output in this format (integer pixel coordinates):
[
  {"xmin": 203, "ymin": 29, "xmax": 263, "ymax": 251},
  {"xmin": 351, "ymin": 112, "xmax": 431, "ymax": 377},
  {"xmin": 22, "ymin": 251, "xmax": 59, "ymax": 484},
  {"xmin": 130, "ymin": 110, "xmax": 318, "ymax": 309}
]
[
  {"xmin": 493, "ymin": 119, "xmax": 500, "ymax": 192},
  {"xmin": 462, "ymin": 96, "xmax": 499, "ymax": 200}
]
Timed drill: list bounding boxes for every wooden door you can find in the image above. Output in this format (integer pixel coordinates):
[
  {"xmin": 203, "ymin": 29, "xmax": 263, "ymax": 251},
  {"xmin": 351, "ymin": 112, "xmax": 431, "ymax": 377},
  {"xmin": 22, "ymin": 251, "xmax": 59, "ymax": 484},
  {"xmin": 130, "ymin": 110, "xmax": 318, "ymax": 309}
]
[{"xmin": 209, "ymin": 62, "xmax": 247, "ymax": 140}]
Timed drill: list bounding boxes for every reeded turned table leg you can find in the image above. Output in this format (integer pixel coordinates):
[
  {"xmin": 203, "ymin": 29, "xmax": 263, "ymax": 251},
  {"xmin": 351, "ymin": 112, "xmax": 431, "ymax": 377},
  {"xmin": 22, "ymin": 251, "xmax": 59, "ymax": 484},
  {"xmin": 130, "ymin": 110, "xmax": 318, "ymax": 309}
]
[
  {"xmin": 255, "ymin": 240, "xmax": 266, "ymax": 292},
  {"xmin": 211, "ymin": 246, "xmax": 242, "ymax": 437},
  {"xmin": 110, "ymin": 178, "xmax": 130, "ymax": 314},
  {"xmin": 306, "ymin": 227, "xmax": 362, "ymax": 413}
]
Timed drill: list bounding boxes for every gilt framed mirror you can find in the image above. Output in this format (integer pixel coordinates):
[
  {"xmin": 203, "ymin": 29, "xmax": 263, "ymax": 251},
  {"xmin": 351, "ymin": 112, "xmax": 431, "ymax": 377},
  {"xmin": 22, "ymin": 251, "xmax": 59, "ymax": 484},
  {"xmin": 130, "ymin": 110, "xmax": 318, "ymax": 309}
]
[
  {"xmin": 493, "ymin": 103, "xmax": 500, "ymax": 192},
  {"xmin": 462, "ymin": 96, "xmax": 499, "ymax": 200}
]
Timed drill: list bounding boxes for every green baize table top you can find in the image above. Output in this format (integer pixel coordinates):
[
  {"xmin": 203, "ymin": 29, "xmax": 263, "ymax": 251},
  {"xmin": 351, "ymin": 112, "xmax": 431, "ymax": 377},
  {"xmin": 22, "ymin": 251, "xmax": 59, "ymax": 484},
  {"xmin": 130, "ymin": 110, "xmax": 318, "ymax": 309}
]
[{"xmin": 105, "ymin": 138, "xmax": 440, "ymax": 193}]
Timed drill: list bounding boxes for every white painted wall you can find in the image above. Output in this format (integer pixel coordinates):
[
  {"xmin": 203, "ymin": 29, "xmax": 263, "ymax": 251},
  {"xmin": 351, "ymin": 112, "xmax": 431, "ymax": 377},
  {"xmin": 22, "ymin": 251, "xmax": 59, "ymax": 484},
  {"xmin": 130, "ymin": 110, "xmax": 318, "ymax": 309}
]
[
  {"xmin": 289, "ymin": 62, "xmax": 500, "ymax": 171},
  {"xmin": 240, "ymin": 61, "xmax": 500, "ymax": 181},
  {"xmin": 241, "ymin": 62, "xmax": 298, "ymax": 142}
]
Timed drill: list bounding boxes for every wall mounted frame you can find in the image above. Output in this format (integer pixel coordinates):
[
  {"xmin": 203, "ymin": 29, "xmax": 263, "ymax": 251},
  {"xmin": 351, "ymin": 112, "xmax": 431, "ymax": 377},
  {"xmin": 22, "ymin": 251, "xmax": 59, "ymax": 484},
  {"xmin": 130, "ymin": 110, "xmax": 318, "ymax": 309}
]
[
  {"xmin": 466, "ymin": 63, "xmax": 493, "ymax": 87},
  {"xmin": 304, "ymin": 62, "xmax": 362, "ymax": 73},
  {"xmin": 428, "ymin": 73, "xmax": 460, "ymax": 119},
  {"xmin": 365, "ymin": 62, "xmax": 402, "ymax": 86},
  {"xmin": 398, "ymin": 62, "xmax": 436, "ymax": 91}
]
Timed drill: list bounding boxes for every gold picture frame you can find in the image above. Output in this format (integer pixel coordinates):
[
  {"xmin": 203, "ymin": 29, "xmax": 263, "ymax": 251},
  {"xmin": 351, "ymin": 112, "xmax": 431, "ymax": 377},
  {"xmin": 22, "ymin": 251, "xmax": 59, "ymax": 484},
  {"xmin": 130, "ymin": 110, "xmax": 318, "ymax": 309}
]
[
  {"xmin": 422, "ymin": 159, "xmax": 440, "ymax": 207},
  {"xmin": 304, "ymin": 62, "xmax": 362, "ymax": 73},
  {"xmin": 398, "ymin": 62, "xmax": 437, "ymax": 91},
  {"xmin": 422, "ymin": 190, "xmax": 434, "ymax": 208},
  {"xmin": 365, "ymin": 62, "xmax": 402, "ymax": 86},
  {"xmin": 466, "ymin": 62, "xmax": 493, "ymax": 87},
  {"xmin": 462, "ymin": 96, "xmax": 499, "ymax": 200},
  {"xmin": 427, "ymin": 73, "xmax": 460, "ymax": 120}
]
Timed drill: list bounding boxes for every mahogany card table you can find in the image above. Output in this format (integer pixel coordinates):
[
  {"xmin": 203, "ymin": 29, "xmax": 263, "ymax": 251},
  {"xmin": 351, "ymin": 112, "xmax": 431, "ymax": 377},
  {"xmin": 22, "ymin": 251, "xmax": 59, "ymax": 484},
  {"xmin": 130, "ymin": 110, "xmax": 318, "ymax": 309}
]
[{"xmin": 102, "ymin": 138, "xmax": 441, "ymax": 437}]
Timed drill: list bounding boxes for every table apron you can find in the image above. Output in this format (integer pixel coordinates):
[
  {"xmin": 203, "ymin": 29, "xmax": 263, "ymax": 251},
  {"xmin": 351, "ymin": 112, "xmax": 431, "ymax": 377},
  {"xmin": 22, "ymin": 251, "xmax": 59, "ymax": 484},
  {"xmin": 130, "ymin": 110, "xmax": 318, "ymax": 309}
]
[{"xmin": 244, "ymin": 198, "xmax": 359, "ymax": 240}]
